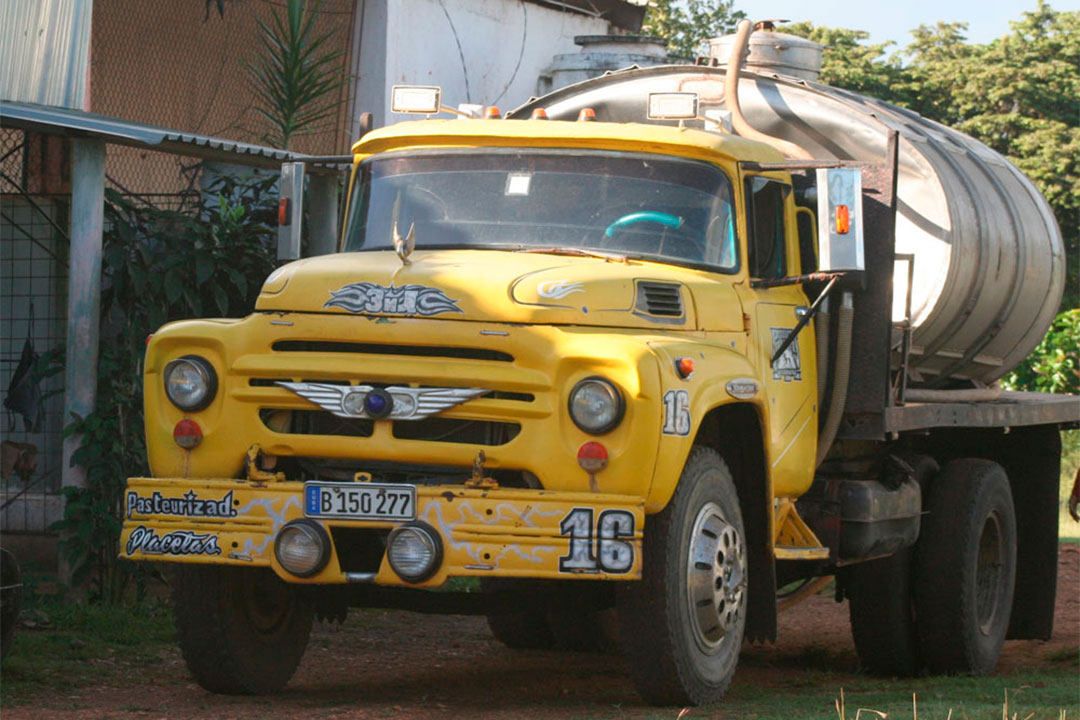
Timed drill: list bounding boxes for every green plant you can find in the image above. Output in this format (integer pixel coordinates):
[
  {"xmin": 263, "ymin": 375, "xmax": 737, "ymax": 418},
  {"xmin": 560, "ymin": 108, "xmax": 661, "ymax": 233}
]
[
  {"xmin": 248, "ymin": 0, "xmax": 345, "ymax": 149},
  {"xmin": 1003, "ymin": 309, "xmax": 1080, "ymax": 395},
  {"xmin": 52, "ymin": 175, "xmax": 277, "ymax": 602}
]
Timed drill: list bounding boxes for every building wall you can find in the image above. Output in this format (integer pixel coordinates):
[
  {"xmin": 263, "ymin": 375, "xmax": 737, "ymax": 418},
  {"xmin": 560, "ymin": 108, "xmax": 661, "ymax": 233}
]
[
  {"xmin": 1, "ymin": 0, "xmax": 93, "ymax": 109},
  {"xmin": 351, "ymin": 0, "xmax": 611, "ymax": 134},
  {"xmin": 90, "ymin": 0, "xmax": 355, "ymax": 196}
]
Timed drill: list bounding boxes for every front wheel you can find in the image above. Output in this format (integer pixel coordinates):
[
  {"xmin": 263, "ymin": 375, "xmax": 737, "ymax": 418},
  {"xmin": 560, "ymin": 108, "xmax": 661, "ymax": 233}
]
[
  {"xmin": 617, "ymin": 447, "xmax": 747, "ymax": 705},
  {"xmin": 172, "ymin": 566, "xmax": 313, "ymax": 694}
]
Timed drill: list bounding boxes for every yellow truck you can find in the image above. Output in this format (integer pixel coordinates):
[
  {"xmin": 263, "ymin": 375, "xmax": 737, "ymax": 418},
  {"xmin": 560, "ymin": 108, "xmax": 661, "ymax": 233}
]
[{"xmin": 121, "ymin": 26, "xmax": 1075, "ymax": 705}]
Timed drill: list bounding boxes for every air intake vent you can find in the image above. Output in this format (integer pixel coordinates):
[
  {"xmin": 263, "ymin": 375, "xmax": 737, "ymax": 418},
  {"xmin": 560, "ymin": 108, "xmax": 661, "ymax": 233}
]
[{"xmin": 635, "ymin": 281, "xmax": 684, "ymax": 320}]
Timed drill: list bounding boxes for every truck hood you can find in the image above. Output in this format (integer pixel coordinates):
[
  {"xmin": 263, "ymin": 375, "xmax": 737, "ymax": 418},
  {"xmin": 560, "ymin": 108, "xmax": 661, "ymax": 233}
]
[{"xmin": 255, "ymin": 250, "xmax": 743, "ymax": 332}]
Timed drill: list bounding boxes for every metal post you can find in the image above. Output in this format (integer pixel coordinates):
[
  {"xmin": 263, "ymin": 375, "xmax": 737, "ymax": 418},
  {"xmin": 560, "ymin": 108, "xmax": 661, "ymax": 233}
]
[
  {"xmin": 307, "ymin": 172, "xmax": 341, "ymax": 256},
  {"xmin": 60, "ymin": 138, "xmax": 105, "ymax": 587}
]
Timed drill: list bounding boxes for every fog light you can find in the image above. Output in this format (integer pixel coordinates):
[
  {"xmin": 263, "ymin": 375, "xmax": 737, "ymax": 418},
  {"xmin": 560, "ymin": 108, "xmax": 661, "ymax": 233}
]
[
  {"xmin": 387, "ymin": 522, "xmax": 442, "ymax": 583},
  {"xmin": 275, "ymin": 521, "xmax": 330, "ymax": 577},
  {"xmin": 173, "ymin": 419, "xmax": 203, "ymax": 449}
]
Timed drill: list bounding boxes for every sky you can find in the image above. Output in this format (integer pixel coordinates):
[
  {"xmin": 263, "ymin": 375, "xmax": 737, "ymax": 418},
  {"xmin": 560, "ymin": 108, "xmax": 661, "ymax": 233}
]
[{"xmin": 747, "ymin": 0, "xmax": 1080, "ymax": 50}]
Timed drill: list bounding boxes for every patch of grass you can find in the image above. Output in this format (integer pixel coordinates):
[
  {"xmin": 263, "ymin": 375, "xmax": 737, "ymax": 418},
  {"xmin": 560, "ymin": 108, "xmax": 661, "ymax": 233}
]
[
  {"xmin": 0, "ymin": 594, "xmax": 176, "ymax": 707},
  {"xmin": 710, "ymin": 670, "xmax": 1080, "ymax": 720}
]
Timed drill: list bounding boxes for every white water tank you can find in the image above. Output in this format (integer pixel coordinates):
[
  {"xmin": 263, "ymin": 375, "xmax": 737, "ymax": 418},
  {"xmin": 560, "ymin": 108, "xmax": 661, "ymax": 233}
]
[{"xmin": 511, "ymin": 50, "xmax": 1065, "ymax": 386}]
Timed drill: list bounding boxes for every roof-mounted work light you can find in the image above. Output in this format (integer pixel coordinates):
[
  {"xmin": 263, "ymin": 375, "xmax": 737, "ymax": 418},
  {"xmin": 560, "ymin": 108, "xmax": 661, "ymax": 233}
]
[
  {"xmin": 647, "ymin": 92, "xmax": 699, "ymax": 120},
  {"xmin": 391, "ymin": 85, "xmax": 442, "ymax": 115}
]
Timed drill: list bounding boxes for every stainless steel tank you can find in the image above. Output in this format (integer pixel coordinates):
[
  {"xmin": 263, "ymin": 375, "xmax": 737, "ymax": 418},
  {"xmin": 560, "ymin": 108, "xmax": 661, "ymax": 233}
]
[{"xmin": 510, "ymin": 47, "xmax": 1065, "ymax": 386}]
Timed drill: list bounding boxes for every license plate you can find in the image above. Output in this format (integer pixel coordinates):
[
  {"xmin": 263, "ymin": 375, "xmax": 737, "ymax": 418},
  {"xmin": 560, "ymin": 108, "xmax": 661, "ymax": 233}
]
[{"xmin": 304, "ymin": 482, "xmax": 416, "ymax": 521}]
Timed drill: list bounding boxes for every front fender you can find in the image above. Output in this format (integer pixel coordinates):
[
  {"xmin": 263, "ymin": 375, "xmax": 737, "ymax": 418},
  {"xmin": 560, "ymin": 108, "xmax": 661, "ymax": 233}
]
[{"xmin": 644, "ymin": 339, "xmax": 767, "ymax": 513}]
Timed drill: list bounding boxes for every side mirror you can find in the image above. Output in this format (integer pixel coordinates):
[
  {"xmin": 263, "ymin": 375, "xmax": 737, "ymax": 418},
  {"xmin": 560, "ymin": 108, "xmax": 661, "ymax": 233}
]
[
  {"xmin": 277, "ymin": 161, "xmax": 305, "ymax": 261},
  {"xmin": 815, "ymin": 168, "xmax": 864, "ymax": 272}
]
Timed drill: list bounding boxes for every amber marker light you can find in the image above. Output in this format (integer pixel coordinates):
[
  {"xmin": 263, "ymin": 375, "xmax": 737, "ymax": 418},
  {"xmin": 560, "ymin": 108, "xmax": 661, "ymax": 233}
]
[
  {"xmin": 278, "ymin": 198, "xmax": 290, "ymax": 226},
  {"xmin": 173, "ymin": 419, "xmax": 203, "ymax": 449},
  {"xmin": 578, "ymin": 108, "xmax": 597, "ymax": 122},
  {"xmin": 835, "ymin": 204, "xmax": 850, "ymax": 234},
  {"xmin": 675, "ymin": 357, "xmax": 695, "ymax": 379},
  {"xmin": 484, "ymin": 106, "xmax": 502, "ymax": 119},
  {"xmin": 531, "ymin": 108, "xmax": 549, "ymax": 119}
]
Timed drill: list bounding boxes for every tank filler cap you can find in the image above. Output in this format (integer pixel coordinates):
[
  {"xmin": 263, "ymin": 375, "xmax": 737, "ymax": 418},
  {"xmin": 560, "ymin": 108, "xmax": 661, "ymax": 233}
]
[{"xmin": 706, "ymin": 28, "xmax": 824, "ymax": 82}]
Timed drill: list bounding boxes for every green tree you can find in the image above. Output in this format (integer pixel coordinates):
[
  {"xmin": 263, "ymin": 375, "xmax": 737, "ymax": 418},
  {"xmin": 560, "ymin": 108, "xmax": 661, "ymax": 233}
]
[
  {"xmin": 641, "ymin": 0, "xmax": 745, "ymax": 58},
  {"xmin": 786, "ymin": 3, "xmax": 1078, "ymax": 309},
  {"xmin": 783, "ymin": 23, "xmax": 909, "ymax": 103}
]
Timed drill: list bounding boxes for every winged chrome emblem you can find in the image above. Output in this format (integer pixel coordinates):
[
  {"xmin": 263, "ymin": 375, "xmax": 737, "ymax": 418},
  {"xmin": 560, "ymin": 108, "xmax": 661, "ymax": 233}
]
[{"xmin": 277, "ymin": 382, "xmax": 487, "ymax": 420}]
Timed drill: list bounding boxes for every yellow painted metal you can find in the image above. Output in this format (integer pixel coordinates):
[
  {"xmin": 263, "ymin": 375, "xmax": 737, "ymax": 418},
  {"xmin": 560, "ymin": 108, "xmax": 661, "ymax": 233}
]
[
  {"xmin": 349, "ymin": 118, "xmax": 786, "ymax": 166},
  {"xmin": 773, "ymin": 498, "xmax": 829, "ymax": 561},
  {"xmin": 121, "ymin": 478, "xmax": 644, "ymax": 586}
]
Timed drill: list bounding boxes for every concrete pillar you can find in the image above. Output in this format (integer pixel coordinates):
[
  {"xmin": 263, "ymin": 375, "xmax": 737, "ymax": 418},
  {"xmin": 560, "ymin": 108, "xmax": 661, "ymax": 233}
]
[
  {"xmin": 307, "ymin": 172, "xmax": 341, "ymax": 256},
  {"xmin": 60, "ymin": 139, "xmax": 105, "ymax": 587},
  {"xmin": 62, "ymin": 138, "xmax": 105, "ymax": 490}
]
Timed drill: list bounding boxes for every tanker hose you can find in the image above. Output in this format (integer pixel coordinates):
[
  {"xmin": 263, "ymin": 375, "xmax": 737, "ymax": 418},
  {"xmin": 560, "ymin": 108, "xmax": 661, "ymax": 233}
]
[
  {"xmin": 816, "ymin": 291, "xmax": 853, "ymax": 467},
  {"xmin": 815, "ymin": 298, "xmax": 831, "ymax": 401},
  {"xmin": 904, "ymin": 387, "xmax": 1002, "ymax": 403},
  {"xmin": 724, "ymin": 20, "xmax": 814, "ymax": 160}
]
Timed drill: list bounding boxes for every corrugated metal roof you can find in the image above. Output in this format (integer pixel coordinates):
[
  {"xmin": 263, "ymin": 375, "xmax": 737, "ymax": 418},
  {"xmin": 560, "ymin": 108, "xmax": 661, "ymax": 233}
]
[
  {"xmin": 0, "ymin": 101, "xmax": 350, "ymax": 171},
  {"xmin": 1, "ymin": 0, "xmax": 92, "ymax": 109}
]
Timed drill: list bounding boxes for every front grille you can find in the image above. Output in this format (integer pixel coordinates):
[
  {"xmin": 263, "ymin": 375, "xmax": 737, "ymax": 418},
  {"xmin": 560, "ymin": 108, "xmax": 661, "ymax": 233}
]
[
  {"xmin": 635, "ymin": 281, "xmax": 684, "ymax": 318},
  {"xmin": 272, "ymin": 340, "xmax": 513, "ymax": 363},
  {"xmin": 392, "ymin": 418, "xmax": 520, "ymax": 445},
  {"xmin": 261, "ymin": 409, "xmax": 374, "ymax": 437}
]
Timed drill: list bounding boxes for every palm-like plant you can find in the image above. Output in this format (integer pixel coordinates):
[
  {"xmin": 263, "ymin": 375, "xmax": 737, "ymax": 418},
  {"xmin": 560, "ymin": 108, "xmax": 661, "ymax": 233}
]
[{"xmin": 248, "ymin": 0, "xmax": 345, "ymax": 150}]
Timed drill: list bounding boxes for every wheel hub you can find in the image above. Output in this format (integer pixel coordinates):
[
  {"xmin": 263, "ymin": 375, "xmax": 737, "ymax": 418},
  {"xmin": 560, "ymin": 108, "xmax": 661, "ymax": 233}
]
[
  {"xmin": 975, "ymin": 510, "xmax": 1004, "ymax": 634},
  {"xmin": 686, "ymin": 502, "xmax": 747, "ymax": 652}
]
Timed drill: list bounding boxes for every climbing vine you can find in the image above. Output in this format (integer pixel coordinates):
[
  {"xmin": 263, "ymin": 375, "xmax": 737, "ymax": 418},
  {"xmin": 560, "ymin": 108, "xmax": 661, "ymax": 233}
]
[{"xmin": 54, "ymin": 175, "xmax": 277, "ymax": 602}]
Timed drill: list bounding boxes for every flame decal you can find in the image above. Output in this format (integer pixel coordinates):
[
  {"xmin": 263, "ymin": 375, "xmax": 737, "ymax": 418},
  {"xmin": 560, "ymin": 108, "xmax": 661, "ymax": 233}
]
[{"xmin": 324, "ymin": 282, "xmax": 463, "ymax": 316}]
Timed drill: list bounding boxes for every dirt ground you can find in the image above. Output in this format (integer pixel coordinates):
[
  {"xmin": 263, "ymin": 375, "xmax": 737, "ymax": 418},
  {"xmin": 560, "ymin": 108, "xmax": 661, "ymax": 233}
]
[{"xmin": 6, "ymin": 545, "xmax": 1078, "ymax": 719}]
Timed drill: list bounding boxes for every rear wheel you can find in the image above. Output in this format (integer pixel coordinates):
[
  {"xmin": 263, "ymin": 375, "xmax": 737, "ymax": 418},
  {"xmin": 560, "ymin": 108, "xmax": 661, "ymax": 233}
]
[
  {"xmin": 914, "ymin": 459, "xmax": 1016, "ymax": 675},
  {"xmin": 847, "ymin": 455, "xmax": 938, "ymax": 676},
  {"xmin": 172, "ymin": 566, "xmax": 313, "ymax": 694},
  {"xmin": 618, "ymin": 447, "xmax": 747, "ymax": 705}
]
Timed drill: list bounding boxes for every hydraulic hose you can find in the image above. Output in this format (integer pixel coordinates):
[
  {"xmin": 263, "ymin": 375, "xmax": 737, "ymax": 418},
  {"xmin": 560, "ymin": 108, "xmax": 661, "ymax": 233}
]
[
  {"xmin": 816, "ymin": 291, "xmax": 853, "ymax": 467},
  {"xmin": 724, "ymin": 20, "xmax": 814, "ymax": 160},
  {"xmin": 815, "ymin": 298, "xmax": 831, "ymax": 401}
]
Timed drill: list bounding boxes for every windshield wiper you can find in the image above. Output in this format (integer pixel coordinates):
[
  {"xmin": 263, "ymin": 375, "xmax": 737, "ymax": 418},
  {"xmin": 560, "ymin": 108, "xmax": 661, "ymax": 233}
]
[{"xmin": 517, "ymin": 246, "xmax": 631, "ymax": 263}]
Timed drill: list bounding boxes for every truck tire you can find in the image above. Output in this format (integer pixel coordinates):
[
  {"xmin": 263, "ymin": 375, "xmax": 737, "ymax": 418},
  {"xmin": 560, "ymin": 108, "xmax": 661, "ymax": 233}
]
[
  {"xmin": 172, "ymin": 566, "xmax": 313, "ymax": 694},
  {"xmin": 847, "ymin": 548, "xmax": 919, "ymax": 675},
  {"xmin": 485, "ymin": 610, "xmax": 554, "ymax": 649},
  {"xmin": 617, "ymin": 447, "xmax": 747, "ymax": 705},
  {"xmin": 914, "ymin": 459, "xmax": 1017, "ymax": 675},
  {"xmin": 847, "ymin": 454, "xmax": 938, "ymax": 676},
  {"xmin": 482, "ymin": 579, "xmax": 555, "ymax": 649}
]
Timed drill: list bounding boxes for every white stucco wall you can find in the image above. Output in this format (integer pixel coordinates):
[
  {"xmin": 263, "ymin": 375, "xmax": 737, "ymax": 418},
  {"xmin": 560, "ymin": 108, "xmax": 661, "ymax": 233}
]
[{"xmin": 349, "ymin": 0, "xmax": 611, "ymax": 135}]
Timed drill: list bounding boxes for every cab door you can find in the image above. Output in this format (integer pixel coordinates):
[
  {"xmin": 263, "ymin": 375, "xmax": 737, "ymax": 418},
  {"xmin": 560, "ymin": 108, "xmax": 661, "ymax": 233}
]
[{"xmin": 735, "ymin": 175, "xmax": 818, "ymax": 498}]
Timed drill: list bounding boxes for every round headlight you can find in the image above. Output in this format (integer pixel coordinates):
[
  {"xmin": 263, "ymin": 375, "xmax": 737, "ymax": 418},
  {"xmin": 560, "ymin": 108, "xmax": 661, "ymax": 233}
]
[
  {"xmin": 386, "ymin": 522, "xmax": 442, "ymax": 583},
  {"xmin": 275, "ymin": 521, "xmax": 330, "ymax": 577},
  {"xmin": 568, "ymin": 377, "xmax": 624, "ymax": 435},
  {"xmin": 163, "ymin": 356, "xmax": 217, "ymax": 411}
]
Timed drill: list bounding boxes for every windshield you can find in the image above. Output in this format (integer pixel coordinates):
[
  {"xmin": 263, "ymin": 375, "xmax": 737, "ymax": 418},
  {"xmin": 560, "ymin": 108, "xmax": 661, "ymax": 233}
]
[{"xmin": 342, "ymin": 150, "xmax": 738, "ymax": 271}]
